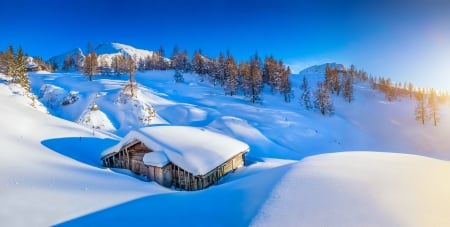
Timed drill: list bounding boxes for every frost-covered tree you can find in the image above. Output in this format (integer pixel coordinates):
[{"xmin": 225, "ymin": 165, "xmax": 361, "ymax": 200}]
[
  {"xmin": 314, "ymin": 81, "xmax": 334, "ymax": 116},
  {"xmin": 299, "ymin": 75, "xmax": 312, "ymax": 110},
  {"xmin": 427, "ymin": 89, "xmax": 440, "ymax": 127},
  {"xmin": 415, "ymin": 89, "xmax": 426, "ymax": 125}
]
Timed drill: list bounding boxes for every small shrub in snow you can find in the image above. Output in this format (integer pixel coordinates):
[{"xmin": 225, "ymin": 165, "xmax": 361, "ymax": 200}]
[
  {"xmin": 61, "ymin": 91, "xmax": 79, "ymax": 105},
  {"xmin": 174, "ymin": 70, "xmax": 184, "ymax": 83}
]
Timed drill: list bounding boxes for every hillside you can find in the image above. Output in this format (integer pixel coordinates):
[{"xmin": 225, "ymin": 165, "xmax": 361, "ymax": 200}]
[{"xmin": 1, "ymin": 64, "xmax": 450, "ymax": 226}]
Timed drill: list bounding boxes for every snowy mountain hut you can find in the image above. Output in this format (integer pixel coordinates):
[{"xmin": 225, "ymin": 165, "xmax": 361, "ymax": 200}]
[{"xmin": 101, "ymin": 126, "xmax": 249, "ymax": 191}]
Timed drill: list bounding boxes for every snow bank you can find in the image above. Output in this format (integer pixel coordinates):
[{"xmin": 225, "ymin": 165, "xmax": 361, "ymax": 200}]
[{"xmin": 251, "ymin": 152, "xmax": 450, "ymax": 227}]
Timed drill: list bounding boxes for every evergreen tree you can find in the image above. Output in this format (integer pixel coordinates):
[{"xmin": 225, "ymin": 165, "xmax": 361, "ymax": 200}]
[
  {"xmin": 0, "ymin": 46, "xmax": 14, "ymax": 76},
  {"xmin": 246, "ymin": 54, "xmax": 263, "ymax": 103},
  {"xmin": 407, "ymin": 82, "xmax": 414, "ymax": 99},
  {"xmin": 170, "ymin": 45, "xmax": 182, "ymax": 70},
  {"xmin": 180, "ymin": 49, "xmax": 191, "ymax": 72},
  {"xmin": 325, "ymin": 64, "xmax": 341, "ymax": 95},
  {"xmin": 156, "ymin": 45, "xmax": 167, "ymax": 70},
  {"xmin": 427, "ymin": 89, "xmax": 440, "ymax": 126},
  {"xmin": 239, "ymin": 61, "xmax": 251, "ymax": 96},
  {"xmin": 173, "ymin": 70, "xmax": 184, "ymax": 83},
  {"xmin": 125, "ymin": 55, "xmax": 136, "ymax": 96},
  {"xmin": 314, "ymin": 81, "xmax": 334, "ymax": 116},
  {"xmin": 280, "ymin": 66, "xmax": 292, "ymax": 103},
  {"xmin": 192, "ymin": 49, "xmax": 207, "ymax": 80},
  {"xmin": 224, "ymin": 55, "xmax": 238, "ymax": 96},
  {"xmin": 8, "ymin": 47, "xmax": 31, "ymax": 92},
  {"xmin": 111, "ymin": 54, "xmax": 125, "ymax": 75},
  {"xmin": 342, "ymin": 70, "xmax": 354, "ymax": 103},
  {"xmin": 299, "ymin": 75, "xmax": 312, "ymax": 110},
  {"xmin": 83, "ymin": 51, "xmax": 98, "ymax": 81},
  {"xmin": 415, "ymin": 89, "xmax": 426, "ymax": 125},
  {"xmin": 5, "ymin": 45, "xmax": 15, "ymax": 78},
  {"xmin": 62, "ymin": 54, "xmax": 75, "ymax": 72},
  {"xmin": 263, "ymin": 56, "xmax": 279, "ymax": 92}
]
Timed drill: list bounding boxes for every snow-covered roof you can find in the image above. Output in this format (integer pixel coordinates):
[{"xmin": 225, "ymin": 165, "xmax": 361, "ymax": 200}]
[
  {"xmin": 103, "ymin": 126, "xmax": 249, "ymax": 175},
  {"xmin": 143, "ymin": 150, "xmax": 169, "ymax": 167}
]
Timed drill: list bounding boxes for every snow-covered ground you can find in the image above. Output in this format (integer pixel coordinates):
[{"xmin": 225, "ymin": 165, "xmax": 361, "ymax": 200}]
[{"xmin": 1, "ymin": 66, "xmax": 449, "ymax": 226}]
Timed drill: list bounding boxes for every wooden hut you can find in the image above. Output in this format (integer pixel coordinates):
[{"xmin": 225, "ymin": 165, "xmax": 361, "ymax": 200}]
[{"xmin": 102, "ymin": 126, "xmax": 249, "ymax": 191}]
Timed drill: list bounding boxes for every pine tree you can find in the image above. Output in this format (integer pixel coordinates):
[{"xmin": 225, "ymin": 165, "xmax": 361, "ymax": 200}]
[
  {"xmin": 111, "ymin": 54, "xmax": 125, "ymax": 75},
  {"xmin": 156, "ymin": 45, "xmax": 166, "ymax": 70},
  {"xmin": 62, "ymin": 54, "xmax": 75, "ymax": 72},
  {"xmin": 83, "ymin": 51, "xmax": 98, "ymax": 81},
  {"xmin": 125, "ymin": 55, "xmax": 136, "ymax": 97},
  {"xmin": 314, "ymin": 81, "xmax": 334, "ymax": 116},
  {"xmin": 181, "ymin": 49, "xmax": 191, "ymax": 72},
  {"xmin": 263, "ymin": 56, "xmax": 279, "ymax": 92},
  {"xmin": 192, "ymin": 49, "xmax": 207, "ymax": 80},
  {"xmin": 174, "ymin": 70, "xmax": 184, "ymax": 83},
  {"xmin": 342, "ymin": 70, "xmax": 354, "ymax": 103},
  {"xmin": 247, "ymin": 54, "xmax": 263, "ymax": 103},
  {"xmin": 239, "ymin": 61, "xmax": 251, "ymax": 96},
  {"xmin": 415, "ymin": 89, "xmax": 426, "ymax": 125},
  {"xmin": 5, "ymin": 45, "xmax": 15, "ymax": 78},
  {"xmin": 324, "ymin": 64, "xmax": 341, "ymax": 95},
  {"xmin": 224, "ymin": 55, "xmax": 238, "ymax": 96},
  {"xmin": 170, "ymin": 45, "xmax": 182, "ymax": 70},
  {"xmin": 280, "ymin": 66, "xmax": 292, "ymax": 103},
  {"xmin": 427, "ymin": 89, "xmax": 440, "ymax": 126},
  {"xmin": 299, "ymin": 75, "xmax": 312, "ymax": 110},
  {"xmin": 14, "ymin": 47, "xmax": 30, "ymax": 92}
]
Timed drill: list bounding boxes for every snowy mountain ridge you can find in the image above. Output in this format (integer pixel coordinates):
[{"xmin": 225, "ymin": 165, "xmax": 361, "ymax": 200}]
[
  {"xmin": 298, "ymin": 62, "xmax": 346, "ymax": 75},
  {"xmin": 47, "ymin": 42, "xmax": 164, "ymax": 70}
]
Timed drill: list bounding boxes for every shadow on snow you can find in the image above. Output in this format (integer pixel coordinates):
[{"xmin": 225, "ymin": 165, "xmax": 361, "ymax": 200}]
[
  {"xmin": 41, "ymin": 137, "xmax": 118, "ymax": 167},
  {"xmin": 55, "ymin": 163, "xmax": 294, "ymax": 227}
]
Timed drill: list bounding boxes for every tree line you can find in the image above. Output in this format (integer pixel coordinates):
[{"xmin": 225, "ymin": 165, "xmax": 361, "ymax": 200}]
[
  {"xmin": 367, "ymin": 73, "xmax": 448, "ymax": 126},
  {"xmin": 59, "ymin": 44, "xmax": 292, "ymax": 103},
  {"xmin": 299, "ymin": 64, "xmax": 368, "ymax": 116}
]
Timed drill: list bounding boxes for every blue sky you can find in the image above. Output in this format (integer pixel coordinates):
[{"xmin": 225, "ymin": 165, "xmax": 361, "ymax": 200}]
[{"xmin": 1, "ymin": 0, "xmax": 449, "ymax": 90}]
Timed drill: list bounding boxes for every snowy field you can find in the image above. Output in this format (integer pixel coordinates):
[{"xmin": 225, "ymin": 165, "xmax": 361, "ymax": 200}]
[{"xmin": 1, "ymin": 67, "xmax": 449, "ymax": 226}]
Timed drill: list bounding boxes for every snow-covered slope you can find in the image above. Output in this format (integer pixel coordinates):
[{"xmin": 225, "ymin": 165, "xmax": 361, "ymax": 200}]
[
  {"xmin": 0, "ymin": 79, "xmax": 170, "ymax": 226},
  {"xmin": 2, "ymin": 61, "xmax": 450, "ymax": 226},
  {"xmin": 252, "ymin": 152, "xmax": 450, "ymax": 227}
]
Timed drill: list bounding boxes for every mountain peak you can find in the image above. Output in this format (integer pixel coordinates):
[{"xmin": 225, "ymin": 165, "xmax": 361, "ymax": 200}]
[{"xmin": 299, "ymin": 63, "xmax": 346, "ymax": 75}]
